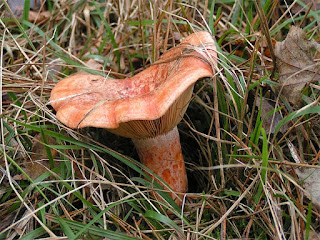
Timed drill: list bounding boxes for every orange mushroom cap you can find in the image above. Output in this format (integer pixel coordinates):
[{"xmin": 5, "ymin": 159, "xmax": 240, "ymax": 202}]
[{"xmin": 50, "ymin": 31, "xmax": 217, "ymax": 138}]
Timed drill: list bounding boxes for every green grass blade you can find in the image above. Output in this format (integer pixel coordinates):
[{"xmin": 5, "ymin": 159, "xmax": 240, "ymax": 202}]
[
  {"xmin": 92, "ymin": 2, "xmax": 120, "ymax": 68},
  {"xmin": 40, "ymin": 127, "xmax": 55, "ymax": 168},
  {"xmin": 19, "ymin": 227, "xmax": 46, "ymax": 240},
  {"xmin": 144, "ymin": 210, "xmax": 184, "ymax": 237},
  {"xmin": 1, "ymin": 3, "xmax": 36, "ymax": 51},
  {"xmin": 261, "ymin": 128, "xmax": 269, "ymax": 183},
  {"xmin": 305, "ymin": 202, "xmax": 312, "ymax": 240},
  {"xmin": 208, "ymin": 1, "xmax": 215, "ymax": 32},
  {"xmin": 50, "ymin": 214, "xmax": 141, "ymax": 240},
  {"xmin": 57, "ymin": 217, "xmax": 76, "ymax": 239},
  {"xmin": 71, "ymin": 200, "xmax": 136, "ymax": 240},
  {"xmin": 274, "ymin": 106, "xmax": 320, "ymax": 134},
  {"xmin": 254, "ymin": 128, "xmax": 269, "ymax": 204},
  {"xmin": 22, "ymin": 0, "xmax": 30, "ymax": 28}
]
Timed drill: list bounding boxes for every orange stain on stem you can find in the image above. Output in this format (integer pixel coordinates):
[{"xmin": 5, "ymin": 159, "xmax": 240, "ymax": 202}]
[{"xmin": 133, "ymin": 126, "xmax": 187, "ymax": 203}]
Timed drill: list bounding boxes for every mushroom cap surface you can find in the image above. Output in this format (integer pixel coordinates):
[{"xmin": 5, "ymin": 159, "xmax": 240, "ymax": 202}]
[{"xmin": 50, "ymin": 31, "xmax": 217, "ymax": 138}]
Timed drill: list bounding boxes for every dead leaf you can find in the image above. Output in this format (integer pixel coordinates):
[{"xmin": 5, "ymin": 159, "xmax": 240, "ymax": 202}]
[
  {"xmin": 85, "ymin": 59, "xmax": 104, "ymax": 71},
  {"xmin": 14, "ymin": 134, "xmax": 58, "ymax": 180},
  {"xmin": 28, "ymin": 10, "xmax": 51, "ymax": 23},
  {"xmin": 76, "ymin": 59, "xmax": 104, "ymax": 75},
  {"xmin": 308, "ymin": 230, "xmax": 320, "ymax": 240},
  {"xmin": 0, "ymin": 211, "xmax": 16, "ymax": 232},
  {"xmin": 5, "ymin": 210, "xmax": 33, "ymax": 240},
  {"xmin": 292, "ymin": 0, "xmax": 320, "ymax": 14},
  {"xmin": 256, "ymin": 98, "xmax": 288, "ymax": 133},
  {"xmin": 295, "ymin": 168, "xmax": 320, "ymax": 208},
  {"xmin": 6, "ymin": 0, "xmax": 41, "ymax": 18},
  {"xmin": 287, "ymin": 139, "xmax": 320, "ymax": 208},
  {"xmin": 275, "ymin": 26, "xmax": 320, "ymax": 104}
]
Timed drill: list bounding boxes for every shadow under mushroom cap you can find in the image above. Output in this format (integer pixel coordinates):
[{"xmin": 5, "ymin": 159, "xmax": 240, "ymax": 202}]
[{"xmin": 50, "ymin": 31, "xmax": 217, "ymax": 139}]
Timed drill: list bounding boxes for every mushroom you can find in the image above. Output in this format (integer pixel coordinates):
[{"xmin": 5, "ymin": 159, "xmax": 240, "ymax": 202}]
[{"xmin": 50, "ymin": 31, "xmax": 217, "ymax": 203}]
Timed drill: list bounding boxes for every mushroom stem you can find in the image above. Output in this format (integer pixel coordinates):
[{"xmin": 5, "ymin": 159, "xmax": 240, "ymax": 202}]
[{"xmin": 132, "ymin": 126, "xmax": 187, "ymax": 202}]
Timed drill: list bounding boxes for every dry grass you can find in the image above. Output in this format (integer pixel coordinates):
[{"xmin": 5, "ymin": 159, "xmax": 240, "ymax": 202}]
[{"xmin": 1, "ymin": 0, "xmax": 320, "ymax": 239}]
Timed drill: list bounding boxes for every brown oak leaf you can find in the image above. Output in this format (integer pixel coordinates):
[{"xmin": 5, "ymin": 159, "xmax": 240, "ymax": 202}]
[{"xmin": 275, "ymin": 26, "xmax": 320, "ymax": 104}]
